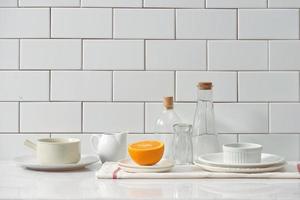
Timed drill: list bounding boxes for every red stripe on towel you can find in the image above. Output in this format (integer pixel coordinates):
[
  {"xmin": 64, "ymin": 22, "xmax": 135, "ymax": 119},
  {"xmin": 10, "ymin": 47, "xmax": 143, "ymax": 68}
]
[
  {"xmin": 297, "ymin": 163, "xmax": 300, "ymax": 173},
  {"xmin": 113, "ymin": 167, "xmax": 121, "ymax": 179}
]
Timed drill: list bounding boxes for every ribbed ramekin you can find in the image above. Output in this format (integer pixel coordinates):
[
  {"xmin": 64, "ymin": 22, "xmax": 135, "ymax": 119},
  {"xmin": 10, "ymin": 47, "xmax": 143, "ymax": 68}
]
[{"xmin": 223, "ymin": 143, "xmax": 262, "ymax": 164}]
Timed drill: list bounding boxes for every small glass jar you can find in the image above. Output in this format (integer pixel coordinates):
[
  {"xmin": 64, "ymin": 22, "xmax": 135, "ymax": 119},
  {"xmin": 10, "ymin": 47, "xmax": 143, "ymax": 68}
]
[{"xmin": 172, "ymin": 123, "xmax": 193, "ymax": 165}]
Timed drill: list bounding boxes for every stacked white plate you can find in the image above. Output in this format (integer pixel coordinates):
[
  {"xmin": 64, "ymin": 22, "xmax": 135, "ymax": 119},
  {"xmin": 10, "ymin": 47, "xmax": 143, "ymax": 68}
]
[
  {"xmin": 118, "ymin": 159, "xmax": 174, "ymax": 173},
  {"xmin": 194, "ymin": 153, "xmax": 286, "ymax": 173}
]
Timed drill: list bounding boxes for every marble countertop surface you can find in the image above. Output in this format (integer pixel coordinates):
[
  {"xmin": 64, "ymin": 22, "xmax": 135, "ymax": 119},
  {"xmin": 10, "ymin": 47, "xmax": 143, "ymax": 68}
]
[{"xmin": 1, "ymin": 160, "xmax": 300, "ymax": 200}]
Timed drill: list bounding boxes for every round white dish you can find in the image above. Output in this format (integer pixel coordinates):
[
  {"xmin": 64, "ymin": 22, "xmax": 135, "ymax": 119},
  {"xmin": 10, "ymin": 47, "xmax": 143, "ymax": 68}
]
[
  {"xmin": 196, "ymin": 153, "xmax": 285, "ymax": 168},
  {"xmin": 223, "ymin": 143, "xmax": 262, "ymax": 164},
  {"xmin": 119, "ymin": 165, "xmax": 173, "ymax": 173},
  {"xmin": 14, "ymin": 154, "xmax": 99, "ymax": 171},
  {"xmin": 194, "ymin": 162, "xmax": 285, "ymax": 173},
  {"xmin": 118, "ymin": 158, "xmax": 174, "ymax": 169}
]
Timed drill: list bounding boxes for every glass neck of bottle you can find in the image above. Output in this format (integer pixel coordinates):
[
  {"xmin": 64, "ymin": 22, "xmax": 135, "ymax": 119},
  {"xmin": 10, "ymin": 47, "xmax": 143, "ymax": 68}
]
[{"xmin": 197, "ymin": 89, "xmax": 213, "ymax": 102}]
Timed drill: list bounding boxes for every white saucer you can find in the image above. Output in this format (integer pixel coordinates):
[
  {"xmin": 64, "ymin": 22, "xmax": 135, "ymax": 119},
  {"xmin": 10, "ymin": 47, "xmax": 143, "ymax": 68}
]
[
  {"xmin": 118, "ymin": 159, "xmax": 174, "ymax": 173},
  {"xmin": 118, "ymin": 159, "xmax": 174, "ymax": 169},
  {"xmin": 196, "ymin": 153, "xmax": 285, "ymax": 168},
  {"xmin": 14, "ymin": 154, "xmax": 99, "ymax": 171},
  {"xmin": 194, "ymin": 162, "xmax": 285, "ymax": 173}
]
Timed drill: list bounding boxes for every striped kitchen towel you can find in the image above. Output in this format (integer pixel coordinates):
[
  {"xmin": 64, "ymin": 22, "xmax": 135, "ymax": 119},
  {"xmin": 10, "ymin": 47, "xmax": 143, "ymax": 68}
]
[{"xmin": 96, "ymin": 162, "xmax": 300, "ymax": 179}]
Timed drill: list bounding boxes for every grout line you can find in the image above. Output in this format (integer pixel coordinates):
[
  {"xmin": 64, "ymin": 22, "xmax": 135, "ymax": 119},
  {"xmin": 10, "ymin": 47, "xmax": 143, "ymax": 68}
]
[
  {"xmin": 18, "ymin": 102, "xmax": 20, "ymax": 133},
  {"xmin": 49, "ymin": 8, "xmax": 51, "ymax": 38},
  {"xmin": 236, "ymin": 8, "xmax": 239, "ymax": 40},
  {"xmin": 143, "ymin": 102, "xmax": 146, "ymax": 133},
  {"xmin": 237, "ymin": 134, "xmax": 239, "ymax": 143},
  {"xmin": 18, "ymin": 39, "xmax": 21, "ymax": 70},
  {"xmin": 236, "ymin": 71, "xmax": 239, "ymax": 102},
  {"xmin": 81, "ymin": 39, "xmax": 83, "ymax": 70},
  {"xmin": 174, "ymin": 9, "xmax": 176, "ymax": 39},
  {"xmin": 81, "ymin": 102, "xmax": 83, "ymax": 133},
  {"xmin": 144, "ymin": 40, "xmax": 146, "ymax": 70},
  {"xmin": 49, "ymin": 71, "xmax": 51, "ymax": 101},
  {"xmin": 267, "ymin": 102, "xmax": 270, "ymax": 134},
  {"xmin": 206, "ymin": 40, "xmax": 209, "ymax": 71},
  {"xmin": 267, "ymin": 40, "xmax": 270, "ymax": 71},
  {"xmin": 174, "ymin": 71, "xmax": 176, "ymax": 101},
  {"xmin": 112, "ymin": 8, "xmax": 114, "ymax": 39},
  {"xmin": 111, "ymin": 71, "xmax": 114, "ymax": 101}
]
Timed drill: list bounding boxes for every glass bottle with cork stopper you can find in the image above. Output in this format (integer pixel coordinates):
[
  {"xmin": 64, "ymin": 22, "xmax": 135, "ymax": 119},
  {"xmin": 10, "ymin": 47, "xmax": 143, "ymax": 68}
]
[
  {"xmin": 192, "ymin": 82, "xmax": 220, "ymax": 162},
  {"xmin": 154, "ymin": 96, "xmax": 181, "ymax": 160}
]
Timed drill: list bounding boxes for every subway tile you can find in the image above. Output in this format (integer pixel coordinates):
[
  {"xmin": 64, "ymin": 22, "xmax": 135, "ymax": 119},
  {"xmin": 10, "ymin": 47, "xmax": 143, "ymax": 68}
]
[
  {"xmin": 0, "ymin": 134, "xmax": 50, "ymax": 160},
  {"xmin": 239, "ymin": 9, "xmax": 299, "ymax": 39},
  {"xmin": 206, "ymin": 0, "xmax": 267, "ymax": 8},
  {"xmin": 270, "ymin": 103, "xmax": 300, "ymax": 133},
  {"xmin": 208, "ymin": 40, "xmax": 268, "ymax": 70},
  {"xmin": 176, "ymin": 71, "xmax": 237, "ymax": 102},
  {"xmin": 0, "ymin": 0, "xmax": 17, "ymax": 7},
  {"xmin": 238, "ymin": 72, "xmax": 299, "ymax": 102},
  {"xmin": 0, "ymin": 103, "xmax": 18, "ymax": 132},
  {"xmin": 269, "ymin": 0, "xmax": 300, "ymax": 8},
  {"xmin": 0, "ymin": 39, "xmax": 18, "ymax": 69},
  {"xmin": 0, "ymin": 8, "xmax": 49, "ymax": 38},
  {"xmin": 114, "ymin": 9, "xmax": 174, "ymax": 39},
  {"xmin": 214, "ymin": 103, "xmax": 269, "ymax": 133},
  {"xmin": 146, "ymin": 40, "xmax": 206, "ymax": 70},
  {"xmin": 0, "ymin": 71, "xmax": 49, "ymax": 101},
  {"xmin": 83, "ymin": 40, "xmax": 144, "ymax": 70},
  {"xmin": 83, "ymin": 102, "xmax": 144, "ymax": 133},
  {"xmin": 20, "ymin": 39, "xmax": 81, "ymax": 69},
  {"xmin": 239, "ymin": 134, "xmax": 299, "ymax": 161},
  {"xmin": 176, "ymin": 9, "xmax": 236, "ymax": 39},
  {"xmin": 270, "ymin": 41, "xmax": 300, "ymax": 70},
  {"xmin": 19, "ymin": 0, "xmax": 80, "ymax": 7},
  {"xmin": 144, "ymin": 0, "xmax": 205, "ymax": 8},
  {"xmin": 113, "ymin": 71, "xmax": 174, "ymax": 101},
  {"xmin": 51, "ymin": 8, "xmax": 112, "ymax": 38},
  {"xmin": 20, "ymin": 102, "xmax": 81, "ymax": 132},
  {"xmin": 51, "ymin": 71, "xmax": 112, "ymax": 101},
  {"xmin": 81, "ymin": 0, "xmax": 142, "ymax": 7}
]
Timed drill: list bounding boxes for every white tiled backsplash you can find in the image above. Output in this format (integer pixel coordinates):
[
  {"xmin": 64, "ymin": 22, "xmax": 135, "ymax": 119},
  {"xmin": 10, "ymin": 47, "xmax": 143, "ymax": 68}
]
[{"xmin": 0, "ymin": 0, "xmax": 300, "ymax": 161}]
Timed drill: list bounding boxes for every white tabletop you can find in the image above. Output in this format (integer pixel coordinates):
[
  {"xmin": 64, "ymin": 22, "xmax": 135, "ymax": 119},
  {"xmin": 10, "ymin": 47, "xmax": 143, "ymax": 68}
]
[{"xmin": 1, "ymin": 160, "xmax": 300, "ymax": 200}]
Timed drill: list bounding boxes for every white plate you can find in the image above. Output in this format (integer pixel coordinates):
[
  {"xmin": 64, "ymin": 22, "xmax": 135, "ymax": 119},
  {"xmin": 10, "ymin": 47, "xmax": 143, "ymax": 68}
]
[
  {"xmin": 196, "ymin": 153, "xmax": 285, "ymax": 168},
  {"xmin": 118, "ymin": 159, "xmax": 174, "ymax": 169},
  {"xmin": 14, "ymin": 154, "xmax": 99, "ymax": 171},
  {"xmin": 194, "ymin": 162, "xmax": 285, "ymax": 173},
  {"xmin": 119, "ymin": 165, "xmax": 173, "ymax": 173}
]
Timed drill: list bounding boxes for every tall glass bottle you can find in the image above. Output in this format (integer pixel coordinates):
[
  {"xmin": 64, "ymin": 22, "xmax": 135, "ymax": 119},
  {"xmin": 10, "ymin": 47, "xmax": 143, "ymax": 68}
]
[
  {"xmin": 154, "ymin": 96, "xmax": 181, "ymax": 160},
  {"xmin": 192, "ymin": 82, "xmax": 220, "ymax": 162}
]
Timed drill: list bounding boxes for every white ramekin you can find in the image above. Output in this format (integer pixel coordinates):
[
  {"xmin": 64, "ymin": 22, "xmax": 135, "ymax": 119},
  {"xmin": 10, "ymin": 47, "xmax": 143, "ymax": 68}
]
[{"xmin": 223, "ymin": 143, "xmax": 263, "ymax": 164}]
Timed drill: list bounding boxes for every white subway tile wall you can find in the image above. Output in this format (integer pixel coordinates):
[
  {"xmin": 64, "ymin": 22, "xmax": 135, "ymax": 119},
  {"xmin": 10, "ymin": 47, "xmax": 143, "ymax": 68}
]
[{"xmin": 0, "ymin": 0, "xmax": 299, "ymax": 160}]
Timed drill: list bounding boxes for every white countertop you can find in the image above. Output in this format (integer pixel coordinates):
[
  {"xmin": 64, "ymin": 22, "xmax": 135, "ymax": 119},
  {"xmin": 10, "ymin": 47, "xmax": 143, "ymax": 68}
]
[{"xmin": 1, "ymin": 160, "xmax": 300, "ymax": 200}]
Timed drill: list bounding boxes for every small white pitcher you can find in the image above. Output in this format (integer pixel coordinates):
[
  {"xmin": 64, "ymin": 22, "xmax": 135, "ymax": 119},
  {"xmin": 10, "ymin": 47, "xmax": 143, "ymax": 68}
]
[{"xmin": 90, "ymin": 132, "xmax": 127, "ymax": 163}]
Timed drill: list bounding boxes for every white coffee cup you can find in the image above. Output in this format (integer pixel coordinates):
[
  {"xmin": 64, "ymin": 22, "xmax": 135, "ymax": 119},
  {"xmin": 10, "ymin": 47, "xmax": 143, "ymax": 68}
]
[{"xmin": 24, "ymin": 138, "xmax": 81, "ymax": 165}]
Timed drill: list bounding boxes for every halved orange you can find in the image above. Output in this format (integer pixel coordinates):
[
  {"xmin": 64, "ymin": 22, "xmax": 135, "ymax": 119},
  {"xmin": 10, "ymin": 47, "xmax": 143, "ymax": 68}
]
[{"xmin": 128, "ymin": 140, "xmax": 164, "ymax": 166}]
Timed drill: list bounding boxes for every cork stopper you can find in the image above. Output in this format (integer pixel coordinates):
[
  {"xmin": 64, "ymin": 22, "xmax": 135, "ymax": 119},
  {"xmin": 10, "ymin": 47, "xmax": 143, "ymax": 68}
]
[
  {"xmin": 163, "ymin": 96, "xmax": 173, "ymax": 109},
  {"xmin": 197, "ymin": 82, "xmax": 213, "ymax": 90}
]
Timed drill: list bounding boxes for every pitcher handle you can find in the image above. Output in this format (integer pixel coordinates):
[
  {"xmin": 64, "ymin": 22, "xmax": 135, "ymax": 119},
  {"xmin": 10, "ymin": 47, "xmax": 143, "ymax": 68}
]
[
  {"xmin": 90, "ymin": 134, "xmax": 102, "ymax": 153},
  {"xmin": 24, "ymin": 139, "xmax": 36, "ymax": 151}
]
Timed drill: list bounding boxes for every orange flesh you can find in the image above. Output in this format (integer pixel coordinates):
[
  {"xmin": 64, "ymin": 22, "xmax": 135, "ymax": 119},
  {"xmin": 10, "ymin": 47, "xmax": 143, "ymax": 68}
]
[{"xmin": 128, "ymin": 140, "xmax": 164, "ymax": 166}]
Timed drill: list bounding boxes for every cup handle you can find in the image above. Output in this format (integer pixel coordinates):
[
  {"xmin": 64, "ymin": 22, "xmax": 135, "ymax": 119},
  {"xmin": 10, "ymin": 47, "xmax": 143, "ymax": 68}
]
[
  {"xmin": 90, "ymin": 134, "xmax": 101, "ymax": 153},
  {"xmin": 24, "ymin": 139, "xmax": 36, "ymax": 151}
]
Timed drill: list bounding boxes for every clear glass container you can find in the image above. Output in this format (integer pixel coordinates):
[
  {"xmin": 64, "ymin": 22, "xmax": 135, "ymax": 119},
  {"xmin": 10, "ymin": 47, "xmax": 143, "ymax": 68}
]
[
  {"xmin": 154, "ymin": 97, "xmax": 181, "ymax": 160},
  {"xmin": 172, "ymin": 123, "xmax": 193, "ymax": 165},
  {"xmin": 192, "ymin": 82, "xmax": 220, "ymax": 162}
]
